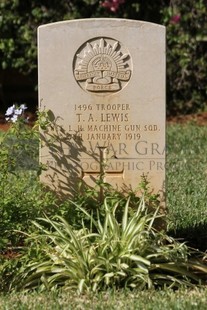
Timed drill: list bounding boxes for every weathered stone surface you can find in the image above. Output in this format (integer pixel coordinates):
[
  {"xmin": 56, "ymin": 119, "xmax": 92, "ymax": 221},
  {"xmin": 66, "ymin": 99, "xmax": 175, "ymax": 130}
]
[{"xmin": 38, "ymin": 19, "xmax": 165, "ymax": 198}]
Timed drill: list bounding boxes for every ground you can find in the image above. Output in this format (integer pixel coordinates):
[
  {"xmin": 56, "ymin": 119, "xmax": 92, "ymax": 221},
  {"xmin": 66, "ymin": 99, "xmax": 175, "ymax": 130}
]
[
  {"xmin": 0, "ymin": 111, "xmax": 36, "ymax": 130},
  {"xmin": 167, "ymin": 111, "xmax": 207, "ymax": 125}
]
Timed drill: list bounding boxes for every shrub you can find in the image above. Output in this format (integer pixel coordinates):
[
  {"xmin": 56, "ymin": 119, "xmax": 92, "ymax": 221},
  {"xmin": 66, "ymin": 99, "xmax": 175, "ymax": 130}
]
[
  {"xmin": 162, "ymin": 0, "xmax": 207, "ymax": 115},
  {"xmin": 0, "ymin": 113, "xmax": 58, "ymax": 251},
  {"xmin": 11, "ymin": 195, "xmax": 207, "ymax": 293}
]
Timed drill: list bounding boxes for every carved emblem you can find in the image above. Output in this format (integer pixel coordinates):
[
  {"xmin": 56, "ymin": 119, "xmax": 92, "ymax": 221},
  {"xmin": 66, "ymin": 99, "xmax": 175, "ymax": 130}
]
[{"xmin": 73, "ymin": 37, "xmax": 132, "ymax": 93}]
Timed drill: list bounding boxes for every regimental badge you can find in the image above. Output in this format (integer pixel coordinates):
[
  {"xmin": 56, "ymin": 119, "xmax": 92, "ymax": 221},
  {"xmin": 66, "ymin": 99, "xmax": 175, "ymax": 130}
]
[{"xmin": 73, "ymin": 37, "xmax": 132, "ymax": 94}]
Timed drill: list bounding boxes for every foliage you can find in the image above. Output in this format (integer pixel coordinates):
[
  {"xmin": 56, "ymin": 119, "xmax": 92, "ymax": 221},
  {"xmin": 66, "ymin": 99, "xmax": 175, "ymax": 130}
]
[
  {"xmin": 0, "ymin": 118, "xmax": 57, "ymax": 251},
  {"xmin": 58, "ymin": 174, "xmax": 162, "ymax": 231},
  {"xmin": 0, "ymin": 0, "xmax": 207, "ymax": 114},
  {"xmin": 10, "ymin": 195, "xmax": 207, "ymax": 293},
  {"xmin": 0, "ymin": 0, "xmax": 67, "ymax": 73},
  {"xmin": 162, "ymin": 0, "xmax": 207, "ymax": 115}
]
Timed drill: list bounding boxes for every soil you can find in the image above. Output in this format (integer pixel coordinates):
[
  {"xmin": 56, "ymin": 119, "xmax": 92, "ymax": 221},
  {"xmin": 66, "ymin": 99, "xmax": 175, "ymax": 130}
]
[
  {"xmin": 167, "ymin": 111, "xmax": 207, "ymax": 126},
  {"xmin": 0, "ymin": 112, "xmax": 36, "ymax": 131}
]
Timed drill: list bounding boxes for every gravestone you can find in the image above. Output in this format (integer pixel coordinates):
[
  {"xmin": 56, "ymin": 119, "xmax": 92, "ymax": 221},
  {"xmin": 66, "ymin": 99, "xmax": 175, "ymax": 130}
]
[{"xmin": 38, "ymin": 19, "xmax": 165, "ymax": 198}]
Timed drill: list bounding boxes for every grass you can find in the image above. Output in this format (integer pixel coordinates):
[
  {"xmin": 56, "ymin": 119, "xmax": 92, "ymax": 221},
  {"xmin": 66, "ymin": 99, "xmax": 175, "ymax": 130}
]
[
  {"xmin": 167, "ymin": 123, "xmax": 207, "ymax": 250},
  {"xmin": 0, "ymin": 288, "xmax": 207, "ymax": 309}
]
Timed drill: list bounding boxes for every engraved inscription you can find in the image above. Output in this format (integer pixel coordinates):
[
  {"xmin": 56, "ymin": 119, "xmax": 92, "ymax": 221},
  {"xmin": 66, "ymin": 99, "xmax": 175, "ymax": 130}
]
[
  {"xmin": 73, "ymin": 37, "xmax": 132, "ymax": 94},
  {"xmin": 69, "ymin": 102, "xmax": 162, "ymax": 143}
]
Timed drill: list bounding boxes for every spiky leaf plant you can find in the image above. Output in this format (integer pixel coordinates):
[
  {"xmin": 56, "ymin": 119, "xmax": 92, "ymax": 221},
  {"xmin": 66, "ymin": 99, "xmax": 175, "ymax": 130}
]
[{"xmin": 16, "ymin": 196, "xmax": 207, "ymax": 293}]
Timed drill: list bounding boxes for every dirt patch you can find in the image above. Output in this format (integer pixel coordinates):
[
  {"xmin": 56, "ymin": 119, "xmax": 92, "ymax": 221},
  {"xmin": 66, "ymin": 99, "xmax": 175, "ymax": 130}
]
[
  {"xmin": 0, "ymin": 123, "xmax": 11, "ymax": 131},
  {"xmin": 0, "ymin": 250, "xmax": 21, "ymax": 259},
  {"xmin": 167, "ymin": 112, "xmax": 207, "ymax": 126},
  {"xmin": 0, "ymin": 112, "xmax": 36, "ymax": 131}
]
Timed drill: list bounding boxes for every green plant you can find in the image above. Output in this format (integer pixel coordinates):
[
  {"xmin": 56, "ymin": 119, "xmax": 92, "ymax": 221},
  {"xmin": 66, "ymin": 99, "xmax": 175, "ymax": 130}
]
[
  {"xmin": 0, "ymin": 113, "xmax": 58, "ymax": 251},
  {"xmin": 13, "ymin": 194, "xmax": 207, "ymax": 293},
  {"xmin": 57, "ymin": 173, "xmax": 163, "ymax": 233}
]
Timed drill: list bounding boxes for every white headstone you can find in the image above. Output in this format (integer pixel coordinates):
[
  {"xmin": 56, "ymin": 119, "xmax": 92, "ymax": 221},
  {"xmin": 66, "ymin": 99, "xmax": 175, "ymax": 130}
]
[{"xmin": 38, "ymin": 19, "xmax": 165, "ymax": 198}]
